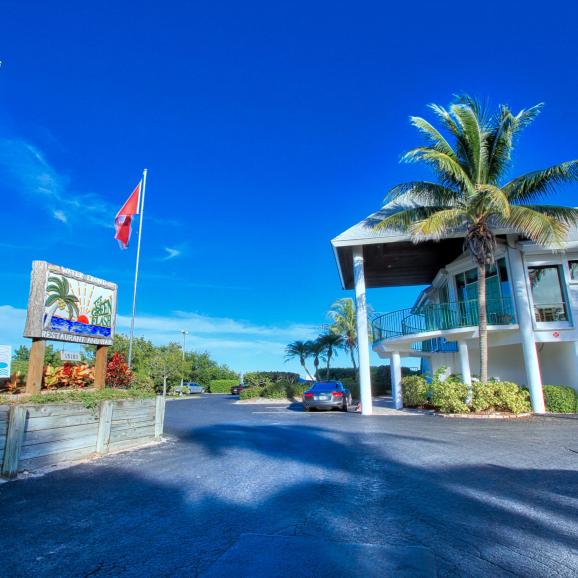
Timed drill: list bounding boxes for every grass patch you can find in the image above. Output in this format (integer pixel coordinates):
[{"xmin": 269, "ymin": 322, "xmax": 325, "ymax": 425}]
[{"xmin": 0, "ymin": 388, "xmax": 156, "ymax": 410}]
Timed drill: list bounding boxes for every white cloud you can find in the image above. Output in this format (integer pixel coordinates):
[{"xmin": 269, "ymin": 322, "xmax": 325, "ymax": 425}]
[
  {"xmin": 162, "ymin": 247, "xmax": 181, "ymax": 260},
  {"xmin": 0, "ymin": 305, "xmax": 319, "ymax": 374},
  {"xmin": 53, "ymin": 209, "xmax": 67, "ymax": 223}
]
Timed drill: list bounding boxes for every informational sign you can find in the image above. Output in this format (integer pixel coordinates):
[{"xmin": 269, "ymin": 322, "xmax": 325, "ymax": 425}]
[
  {"xmin": 0, "ymin": 345, "xmax": 11, "ymax": 378},
  {"xmin": 24, "ymin": 261, "xmax": 118, "ymax": 346},
  {"xmin": 60, "ymin": 351, "xmax": 82, "ymax": 362}
]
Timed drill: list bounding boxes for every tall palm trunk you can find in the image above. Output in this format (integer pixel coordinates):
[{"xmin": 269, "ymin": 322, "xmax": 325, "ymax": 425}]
[
  {"xmin": 325, "ymin": 350, "xmax": 332, "ymax": 379},
  {"xmin": 349, "ymin": 344, "xmax": 357, "ymax": 375},
  {"xmin": 301, "ymin": 359, "xmax": 314, "ymax": 381},
  {"xmin": 477, "ymin": 264, "xmax": 488, "ymax": 383},
  {"xmin": 313, "ymin": 356, "xmax": 320, "ymax": 380}
]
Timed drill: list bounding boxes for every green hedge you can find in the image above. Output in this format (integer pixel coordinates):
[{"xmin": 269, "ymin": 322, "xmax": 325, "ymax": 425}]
[
  {"xmin": 543, "ymin": 385, "xmax": 578, "ymax": 413},
  {"xmin": 209, "ymin": 379, "xmax": 239, "ymax": 393},
  {"xmin": 402, "ymin": 375, "xmax": 429, "ymax": 407},
  {"xmin": 471, "ymin": 381, "xmax": 531, "ymax": 414},
  {"xmin": 243, "ymin": 372, "xmax": 300, "ymax": 388},
  {"xmin": 239, "ymin": 386, "xmax": 264, "ymax": 400}
]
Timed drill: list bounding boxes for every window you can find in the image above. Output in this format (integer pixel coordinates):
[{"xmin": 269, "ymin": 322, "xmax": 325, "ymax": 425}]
[
  {"xmin": 569, "ymin": 260, "xmax": 578, "ymax": 281},
  {"xmin": 528, "ymin": 265, "xmax": 568, "ymax": 322}
]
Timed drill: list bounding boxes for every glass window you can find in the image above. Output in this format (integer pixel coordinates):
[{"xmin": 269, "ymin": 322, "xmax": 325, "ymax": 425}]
[
  {"xmin": 528, "ymin": 265, "xmax": 568, "ymax": 322},
  {"xmin": 569, "ymin": 260, "xmax": 578, "ymax": 281}
]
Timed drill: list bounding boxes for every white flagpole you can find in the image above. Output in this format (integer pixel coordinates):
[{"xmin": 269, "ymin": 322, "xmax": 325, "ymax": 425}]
[{"xmin": 128, "ymin": 168, "xmax": 148, "ymax": 369}]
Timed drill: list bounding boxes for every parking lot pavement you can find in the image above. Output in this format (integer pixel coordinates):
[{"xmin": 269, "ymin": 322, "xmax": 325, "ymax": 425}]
[{"xmin": 1, "ymin": 394, "xmax": 577, "ymax": 577}]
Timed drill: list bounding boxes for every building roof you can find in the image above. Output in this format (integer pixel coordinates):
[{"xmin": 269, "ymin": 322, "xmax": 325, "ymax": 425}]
[{"xmin": 331, "ymin": 207, "xmax": 578, "ymax": 290}]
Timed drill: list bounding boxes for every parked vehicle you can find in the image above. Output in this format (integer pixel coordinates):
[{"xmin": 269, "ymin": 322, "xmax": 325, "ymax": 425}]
[
  {"xmin": 302, "ymin": 381, "xmax": 352, "ymax": 412},
  {"xmin": 231, "ymin": 383, "xmax": 247, "ymax": 395},
  {"xmin": 174, "ymin": 382, "xmax": 205, "ymax": 395}
]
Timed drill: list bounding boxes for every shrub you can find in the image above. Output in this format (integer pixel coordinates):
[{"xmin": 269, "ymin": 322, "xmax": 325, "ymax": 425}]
[
  {"xmin": 239, "ymin": 386, "xmax": 264, "ymax": 400},
  {"xmin": 106, "ymin": 353, "xmax": 133, "ymax": 388},
  {"xmin": 543, "ymin": 385, "xmax": 578, "ymax": 413},
  {"xmin": 471, "ymin": 381, "xmax": 531, "ymax": 414},
  {"xmin": 286, "ymin": 382, "xmax": 309, "ymax": 399},
  {"xmin": 402, "ymin": 375, "xmax": 429, "ymax": 407},
  {"xmin": 209, "ymin": 379, "xmax": 239, "ymax": 393},
  {"xmin": 130, "ymin": 374, "xmax": 157, "ymax": 394},
  {"xmin": 243, "ymin": 372, "xmax": 300, "ymax": 388},
  {"xmin": 340, "ymin": 378, "xmax": 359, "ymax": 400},
  {"xmin": 261, "ymin": 382, "xmax": 290, "ymax": 399},
  {"xmin": 430, "ymin": 372, "xmax": 469, "ymax": 414},
  {"xmin": 44, "ymin": 363, "xmax": 95, "ymax": 389}
]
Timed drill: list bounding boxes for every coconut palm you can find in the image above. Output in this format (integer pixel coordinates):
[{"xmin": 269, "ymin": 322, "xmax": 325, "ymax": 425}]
[
  {"xmin": 327, "ymin": 298, "xmax": 360, "ymax": 371},
  {"xmin": 44, "ymin": 275, "xmax": 80, "ymax": 329},
  {"xmin": 307, "ymin": 339, "xmax": 326, "ymax": 380},
  {"xmin": 285, "ymin": 340, "xmax": 315, "ymax": 380},
  {"xmin": 376, "ymin": 96, "xmax": 578, "ymax": 382},
  {"xmin": 317, "ymin": 332, "xmax": 344, "ymax": 379}
]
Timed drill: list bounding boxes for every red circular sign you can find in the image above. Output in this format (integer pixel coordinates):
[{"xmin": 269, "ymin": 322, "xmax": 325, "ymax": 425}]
[{"xmin": 553, "ymin": 331, "xmax": 560, "ymax": 338}]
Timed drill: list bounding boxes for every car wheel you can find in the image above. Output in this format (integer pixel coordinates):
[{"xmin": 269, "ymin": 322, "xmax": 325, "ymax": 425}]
[
  {"xmin": 303, "ymin": 406, "xmax": 310, "ymax": 412},
  {"xmin": 342, "ymin": 399, "xmax": 348, "ymax": 412}
]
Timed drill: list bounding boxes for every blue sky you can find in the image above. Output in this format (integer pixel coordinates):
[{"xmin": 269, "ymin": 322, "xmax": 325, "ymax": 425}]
[{"xmin": 1, "ymin": 0, "xmax": 577, "ymax": 374}]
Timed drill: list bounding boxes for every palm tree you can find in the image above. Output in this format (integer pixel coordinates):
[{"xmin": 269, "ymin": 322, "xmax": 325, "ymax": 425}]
[
  {"xmin": 307, "ymin": 339, "xmax": 325, "ymax": 380},
  {"xmin": 44, "ymin": 275, "xmax": 80, "ymax": 329},
  {"xmin": 285, "ymin": 340, "xmax": 315, "ymax": 380},
  {"xmin": 376, "ymin": 96, "xmax": 578, "ymax": 382},
  {"xmin": 327, "ymin": 298, "xmax": 360, "ymax": 372},
  {"xmin": 317, "ymin": 332, "xmax": 344, "ymax": 379}
]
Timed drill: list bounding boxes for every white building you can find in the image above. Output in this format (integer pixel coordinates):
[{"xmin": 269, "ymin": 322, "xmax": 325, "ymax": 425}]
[{"xmin": 332, "ymin": 208, "xmax": 578, "ymax": 415}]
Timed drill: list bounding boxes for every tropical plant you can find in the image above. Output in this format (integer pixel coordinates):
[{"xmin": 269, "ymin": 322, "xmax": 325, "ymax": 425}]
[
  {"xmin": 316, "ymin": 332, "xmax": 343, "ymax": 379},
  {"xmin": 376, "ymin": 96, "xmax": 578, "ymax": 382},
  {"xmin": 306, "ymin": 339, "xmax": 325, "ymax": 380},
  {"xmin": 106, "ymin": 352, "xmax": 133, "ymax": 389},
  {"xmin": 43, "ymin": 363, "xmax": 94, "ymax": 389},
  {"xmin": 327, "ymin": 298, "xmax": 362, "ymax": 371},
  {"xmin": 284, "ymin": 340, "xmax": 315, "ymax": 380},
  {"xmin": 44, "ymin": 275, "xmax": 80, "ymax": 328}
]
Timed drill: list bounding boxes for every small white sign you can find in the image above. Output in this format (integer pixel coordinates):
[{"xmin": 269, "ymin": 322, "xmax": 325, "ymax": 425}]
[
  {"xmin": 0, "ymin": 345, "xmax": 11, "ymax": 378},
  {"xmin": 60, "ymin": 351, "xmax": 82, "ymax": 362}
]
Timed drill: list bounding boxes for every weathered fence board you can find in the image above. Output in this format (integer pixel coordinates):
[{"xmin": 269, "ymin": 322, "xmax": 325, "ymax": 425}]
[
  {"xmin": 25, "ymin": 412, "xmax": 99, "ymax": 431},
  {"xmin": 24, "ymin": 423, "xmax": 99, "ymax": 445},
  {"xmin": 0, "ymin": 397, "xmax": 164, "ymax": 478}
]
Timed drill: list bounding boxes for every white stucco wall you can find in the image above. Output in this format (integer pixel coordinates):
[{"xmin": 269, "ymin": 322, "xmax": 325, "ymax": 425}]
[{"xmin": 426, "ymin": 341, "xmax": 578, "ymax": 391}]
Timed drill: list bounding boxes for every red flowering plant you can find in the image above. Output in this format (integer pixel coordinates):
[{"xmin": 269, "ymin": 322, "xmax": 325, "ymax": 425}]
[{"xmin": 106, "ymin": 352, "xmax": 133, "ymax": 389}]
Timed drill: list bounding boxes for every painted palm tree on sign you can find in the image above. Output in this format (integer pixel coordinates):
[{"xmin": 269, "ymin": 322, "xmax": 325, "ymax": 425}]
[
  {"xmin": 376, "ymin": 96, "xmax": 578, "ymax": 382},
  {"xmin": 44, "ymin": 275, "xmax": 80, "ymax": 329},
  {"xmin": 285, "ymin": 340, "xmax": 315, "ymax": 380}
]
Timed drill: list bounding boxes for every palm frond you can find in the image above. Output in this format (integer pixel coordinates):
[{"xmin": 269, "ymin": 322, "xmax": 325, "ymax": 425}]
[
  {"xmin": 401, "ymin": 147, "xmax": 474, "ymax": 193},
  {"xmin": 513, "ymin": 103, "xmax": 543, "ymax": 132},
  {"xmin": 409, "ymin": 209, "xmax": 468, "ymax": 241},
  {"xmin": 375, "ymin": 206, "xmax": 451, "ymax": 232},
  {"xmin": 384, "ymin": 181, "xmax": 462, "ymax": 207},
  {"xmin": 409, "ymin": 116, "xmax": 456, "ymax": 159},
  {"xmin": 503, "ymin": 161, "xmax": 578, "ymax": 203},
  {"xmin": 427, "ymin": 104, "xmax": 461, "ymax": 139},
  {"xmin": 500, "ymin": 205, "xmax": 569, "ymax": 247},
  {"xmin": 450, "ymin": 103, "xmax": 485, "ymax": 182},
  {"xmin": 472, "ymin": 184, "xmax": 511, "ymax": 219}
]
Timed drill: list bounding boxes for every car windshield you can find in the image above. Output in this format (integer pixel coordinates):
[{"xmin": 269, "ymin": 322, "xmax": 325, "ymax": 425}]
[{"xmin": 311, "ymin": 383, "xmax": 341, "ymax": 392}]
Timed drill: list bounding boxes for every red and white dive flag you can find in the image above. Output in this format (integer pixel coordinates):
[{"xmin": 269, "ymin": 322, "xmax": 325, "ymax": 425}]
[{"xmin": 114, "ymin": 181, "xmax": 141, "ymax": 249}]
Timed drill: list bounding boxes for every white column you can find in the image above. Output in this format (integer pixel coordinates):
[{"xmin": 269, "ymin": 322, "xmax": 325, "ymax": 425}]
[
  {"xmin": 391, "ymin": 351, "xmax": 403, "ymax": 409},
  {"xmin": 353, "ymin": 245, "xmax": 373, "ymax": 416},
  {"xmin": 507, "ymin": 242, "xmax": 545, "ymax": 413},
  {"xmin": 458, "ymin": 341, "xmax": 472, "ymax": 385},
  {"xmin": 458, "ymin": 341, "xmax": 472, "ymax": 402}
]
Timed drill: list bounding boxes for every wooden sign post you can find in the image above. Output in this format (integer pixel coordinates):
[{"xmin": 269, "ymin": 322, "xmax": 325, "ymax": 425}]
[{"xmin": 23, "ymin": 262, "xmax": 117, "ymax": 393}]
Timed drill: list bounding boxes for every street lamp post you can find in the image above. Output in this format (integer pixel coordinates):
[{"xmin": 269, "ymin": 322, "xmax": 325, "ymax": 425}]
[{"xmin": 180, "ymin": 330, "xmax": 189, "ymax": 387}]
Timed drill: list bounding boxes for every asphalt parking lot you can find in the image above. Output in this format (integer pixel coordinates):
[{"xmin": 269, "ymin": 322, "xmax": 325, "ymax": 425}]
[{"xmin": 1, "ymin": 395, "xmax": 577, "ymax": 577}]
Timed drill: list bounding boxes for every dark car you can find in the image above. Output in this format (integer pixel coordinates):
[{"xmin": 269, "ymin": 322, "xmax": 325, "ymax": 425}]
[
  {"xmin": 302, "ymin": 381, "xmax": 352, "ymax": 412},
  {"xmin": 231, "ymin": 383, "xmax": 246, "ymax": 395}
]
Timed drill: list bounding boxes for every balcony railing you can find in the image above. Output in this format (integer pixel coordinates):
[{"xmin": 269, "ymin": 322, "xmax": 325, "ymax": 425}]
[{"xmin": 372, "ymin": 297, "xmax": 516, "ymax": 344}]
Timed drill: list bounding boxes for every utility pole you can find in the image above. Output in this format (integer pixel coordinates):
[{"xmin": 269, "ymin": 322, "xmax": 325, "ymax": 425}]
[{"xmin": 180, "ymin": 330, "xmax": 189, "ymax": 387}]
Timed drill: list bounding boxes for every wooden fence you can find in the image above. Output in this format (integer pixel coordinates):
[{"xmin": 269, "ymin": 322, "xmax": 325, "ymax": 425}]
[{"xmin": 0, "ymin": 396, "xmax": 166, "ymax": 479}]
